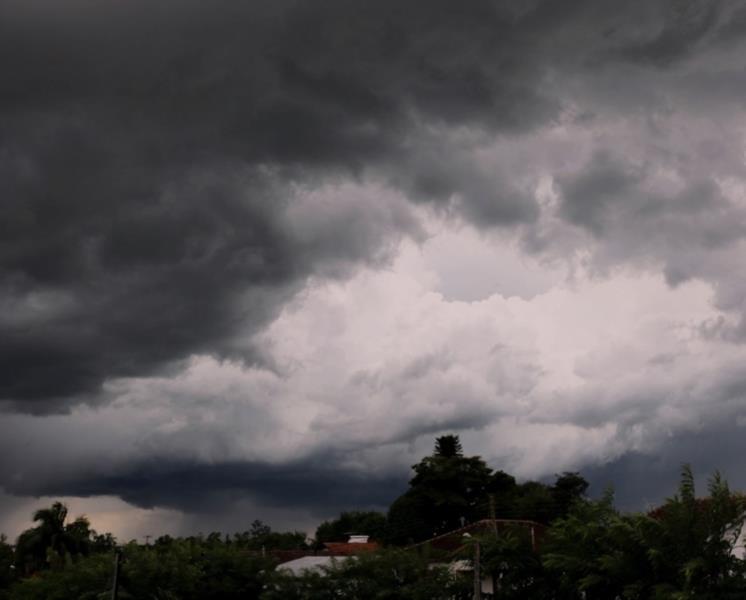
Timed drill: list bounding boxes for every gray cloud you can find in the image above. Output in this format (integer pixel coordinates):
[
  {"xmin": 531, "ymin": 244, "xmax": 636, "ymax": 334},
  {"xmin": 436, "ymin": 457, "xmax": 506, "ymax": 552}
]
[
  {"xmin": 584, "ymin": 422, "xmax": 746, "ymax": 511},
  {"xmin": 6, "ymin": 0, "xmax": 744, "ymax": 411},
  {"xmin": 0, "ymin": 0, "xmax": 570, "ymax": 411},
  {"xmin": 5, "ymin": 0, "xmax": 746, "ymax": 531},
  {"xmin": 7, "ymin": 455, "xmax": 407, "ymax": 518}
]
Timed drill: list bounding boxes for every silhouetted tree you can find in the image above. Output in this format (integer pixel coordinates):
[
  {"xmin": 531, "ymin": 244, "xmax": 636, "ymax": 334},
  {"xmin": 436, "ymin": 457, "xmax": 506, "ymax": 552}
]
[
  {"xmin": 315, "ymin": 511, "xmax": 386, "ymax": 545},
  {"xmin": 543, "ymin": 466, "xmax": 746, "ymax": 599},
  {"xmin": 14, "ymin": 502, "xmax": 93, "ymax": 575},
  {"xmin": 434, "ymin": 434, "xmax": 463, "ymax": 458},
  {"xmin": 386, "ymin": 435, "xmax": 493, "ymax": 543},
  {"xmin": 551, "ymin": 472, "xmax": 589, "ymax": 519}
]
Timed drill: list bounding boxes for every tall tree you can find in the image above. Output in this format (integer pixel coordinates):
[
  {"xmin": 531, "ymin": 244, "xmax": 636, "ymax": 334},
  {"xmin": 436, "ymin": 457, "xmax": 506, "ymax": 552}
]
[
  {"xmin": 551, "ymin": 472, "xmax": 588, "ymax": 514},
  {"xmin": 14, "ymin": 502, "xmax": 94, "ymax": 575},
  {"xmin": 0, "ymin": 534, "xmax": 15, "ymax": 593},
  {"xmin": 232, "ymin": 520, "xmax": 308, "ymax": 551},
  {"xmin": 543, "ymin": 467, "xmax": 746, "ymax": 599},
  {"xmin": 477, "ymin": 528, "xmax": 552, "ymax": 600},
  {"xmin": 386, "ymin": 435, "xmax": 494, "ymax": 543},
  {"xmin": 315, "ymin": 511, "xmax": 386, "ymax": 545},
  {"xmin": 434, "ymin": 434, "xmax": 463, "ymax": 458}
]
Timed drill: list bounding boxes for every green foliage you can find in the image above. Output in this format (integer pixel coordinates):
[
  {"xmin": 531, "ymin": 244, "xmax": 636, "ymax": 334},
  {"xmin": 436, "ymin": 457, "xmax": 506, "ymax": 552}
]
[
  {"xmin": 232, "ymin": 520, "xmax": 308, "ymax": 551},
  {"xmin": 386, "ymin": 434, "xmax": 495, "ymax": 543},
  {"xmin": 14, "ymin": 502, "xmax": 103, "ymax": 576},
  {"xmin": 7, "ymin": 552, "xmax": 113, "ymax": 600},
  {"xmin": 7, "ymin": 537, "xmax": 274, "ymax": 600},
  {"xmin": 551, "ymin": 472, "xmax": 589, "ymax": 517},
  {"xmin": 385, "ymin": 435, "xmax": 589, "ymax": 544},
  {"xmin": 385, "ymin": 490, "xmax": 435, "ymax": 546},
  {"xmin": 5, "ymin": 446, "xmax": 746, "ymax": 600},
  {"xmin": 118, "ymin": 538, "xmax": 271, "ymax": 600},
  {"xmin": 542, "ymin": 490, "xmax": 631, "ymax": 599},
  {"xmin": 0, "ymin": 535, "xmax": 15, "ymax": 598},
  {"xmin": 476, "ymin": 528, "xmax": 552, "ymax": 600},
  {"xmin": 263, "ymin": 548, "xmax": 471, "ymax": 600},
  {"xmin": 315, "ymin": 511, "xmax": 386, "ymax": 545},
  {"xmin": 543, "ymin": 467, "xmax": 746, "ymax": 600}
]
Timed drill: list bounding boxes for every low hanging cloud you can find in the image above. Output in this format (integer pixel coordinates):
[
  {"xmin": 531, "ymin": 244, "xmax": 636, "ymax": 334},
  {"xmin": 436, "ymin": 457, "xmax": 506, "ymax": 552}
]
[{"xmin": 5, "ymin": 0, "xmax": 746, "ymax": 534}]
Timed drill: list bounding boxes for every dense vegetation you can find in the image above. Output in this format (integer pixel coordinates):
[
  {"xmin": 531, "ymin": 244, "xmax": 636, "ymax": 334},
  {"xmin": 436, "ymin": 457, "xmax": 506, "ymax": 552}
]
[
  {"xmin": 1, "ymin": 436, "xmax": 745, "ymax": 599},
  {"xmin": 384, "ymin": 434, "xmax": 588, "ymax": 544}
]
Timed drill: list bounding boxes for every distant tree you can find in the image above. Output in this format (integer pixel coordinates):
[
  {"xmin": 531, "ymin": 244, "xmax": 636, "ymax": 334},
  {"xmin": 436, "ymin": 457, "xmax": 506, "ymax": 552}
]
[
  {"xmin": 551, "ymin": 472, "xmax": 589, "ymax": 519},
  {"xmin": 640, "ymin": 466, "xmax": 746, "ymax": 598},
  {"xmin": 250, "ymin": 519, "xmax": 271, "ymax": 538},
  {"xmin": 543, "ymin": 466, "xmax": 746, "ymax": 599},
  {"xmin": 7, "ymin": 537, "xmax": 273, "ymax": 600},
  {"xmin": 6, "ymin": 552, "xmax": 113, "ymax": 600},
  {"xmin": 315, "ymin": 511, "xmax": 386, "ymax": 545},
  {"xmin": 233, "ymin": 520, "xmax": 308, "ymax": 551},
  {"xmin": 14, "ymin": 502, "xmax": 94, "ymax": 574},
  {"xmin": 434, "ymin": 434, "xmax": 463, "ymax": 458},
  {"xmin": 385, "ymin": 436, "xmax": 590, "ymax": 544},
  {"xmin": 90, "ymin": 531, "xmax": 117, "ymax": 554},
  {"xmin": 484, "ymin": 470, "xmax": 519, "ymax": 519},
  {"xmin": 542, "ymin": 490, "xmax": 627, "ymax": 599},
  {"xmin": 490, "ymin": 470, "xmax": 517, "ymax": 493},
  {"xmin": 0, "ymin": 534, "xmax": 15, "ymax": 594},
  {"xmin": 384, "ymin": 491, "xmax": 434, "ymax": 546},
  {"xmin": 263, "ymin": 548, "xmax": 470, "ymax": 600},
  {"xmin": 477, "ymin": 527, "xmax": 552, "ymax": 600},
  {"xmin": 509, "ymin": 481, "xmax": 555, "ymax": 524},
  {"xmin": 386, "ymin": 435, "xmax": 494, "ymax": 544},
  {"xmin": 154, "ymin": 534, "xmax": 175, "ymax": 547}
]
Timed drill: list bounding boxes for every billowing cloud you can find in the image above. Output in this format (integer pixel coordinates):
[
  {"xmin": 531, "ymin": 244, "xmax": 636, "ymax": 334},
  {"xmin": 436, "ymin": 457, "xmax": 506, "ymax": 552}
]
[
  {"xmin": 4, "ymin": 0, "xmax": 746, "ymax": 535},
  {"xmin": 3, "ymin": 234, "xmax": 745, "ymax": 528}
]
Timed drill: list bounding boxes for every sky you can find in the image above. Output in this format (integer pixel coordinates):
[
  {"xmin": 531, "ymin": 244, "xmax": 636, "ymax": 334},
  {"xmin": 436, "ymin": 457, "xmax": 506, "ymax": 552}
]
[{"xmin": 3, "ymin": 0, "xmax": 746, "ymax": 541}]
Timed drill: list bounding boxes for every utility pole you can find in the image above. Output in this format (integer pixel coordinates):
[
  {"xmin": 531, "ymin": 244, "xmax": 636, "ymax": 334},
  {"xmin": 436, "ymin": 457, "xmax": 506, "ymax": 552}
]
[
  {"xmin": 110, "ymin": 550, "xmax": 121, "ymax": 600},
  {"xmin": 489, "ymin": 495, "xmax": 498, "ymax": 598},
  {"xmin": 473, "ymin": 540, "xmax": 482, "ymax": 600},
  {"xmin": 489, "ymin": 495, "xmax": 498, "ymax": 536}
]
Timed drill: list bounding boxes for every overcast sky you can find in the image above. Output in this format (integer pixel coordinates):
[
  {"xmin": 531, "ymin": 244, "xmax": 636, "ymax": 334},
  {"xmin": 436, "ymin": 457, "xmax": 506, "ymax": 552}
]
[{"xmin": 4, "ymin": 0, "xmax": 746, "ymax": 540}]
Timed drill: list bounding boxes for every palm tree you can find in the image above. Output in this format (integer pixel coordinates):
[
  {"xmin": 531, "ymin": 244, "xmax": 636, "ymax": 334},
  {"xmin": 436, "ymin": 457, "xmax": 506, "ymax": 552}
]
[{"xmin": 15, "ymin": 502, "xmax": 93, "ymax": 574}]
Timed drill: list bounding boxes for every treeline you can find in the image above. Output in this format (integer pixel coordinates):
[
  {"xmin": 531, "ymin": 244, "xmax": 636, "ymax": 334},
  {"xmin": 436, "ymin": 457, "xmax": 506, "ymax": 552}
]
[
  {"xmin": 1, "ymin": 435, "xmax": 745, "ymax": 599},
  {"xmin": 381, "ymin": 434, "xmax": 589, "ymax": 544}
]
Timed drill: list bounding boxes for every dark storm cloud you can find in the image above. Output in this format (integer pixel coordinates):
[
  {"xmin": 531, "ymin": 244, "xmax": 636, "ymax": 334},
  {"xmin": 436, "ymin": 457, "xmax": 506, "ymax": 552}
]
[
  {"xmin": 584, "ymin": 424, "xmax": 746, "ymax": 511},
  {"xmin": 5, "ymin": 0, "xmax": 746, "ymax": 528},
  {"xmin": 4, "ymin": 0, "xmax": 738, "ymax": 411},
  {"xmin": 3, "ymin": 453, "xmax": 408, "ymax": 518},
  {"xmin": 0, "ymin": 0, "xmax": 571, "ymax": 411},
  {"xmin": 614, "ymin": 0, "xmax": 721, "ymax": 66},
  {"xmin": 557, "ymin": 151, "xmax": 744, "ymax": 248}
]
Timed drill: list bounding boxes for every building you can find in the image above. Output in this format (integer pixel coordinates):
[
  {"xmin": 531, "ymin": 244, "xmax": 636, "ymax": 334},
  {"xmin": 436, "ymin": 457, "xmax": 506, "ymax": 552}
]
[
  {"xmin": 408, "ymin": 519, "xmax": 546, "ymax": 598},
  {"xmin": 275, "ymin": 534, "xmax": 380, "ymax": 575}
]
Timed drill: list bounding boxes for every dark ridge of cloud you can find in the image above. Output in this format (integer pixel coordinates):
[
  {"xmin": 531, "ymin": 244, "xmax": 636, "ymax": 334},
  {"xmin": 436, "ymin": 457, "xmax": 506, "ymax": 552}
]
[
  {"xmin": 3, "ymin": 456, "xmax": 409, "ymax": 517},
  {"xmin": 583, "ymin": 423, "xmax": 746, "ymax": 511},
  {"xmin": 712, "ymin": 4, "xmax": 746, "ymax": 43},
  {"xmin": 1, "ymin": 163, "xmax": 305, "ymax": 408},
  {"xmin": 11, "ymin": 422, "xmax": 746, "ymax": 521},
  {"xmin": 0, "ymin": 143, "xmax": 417, "ymax": 411},
  {"xmin": 557, "ymin": 151, "xmax": 644, "ymax": 236},
  {"xmin": 613, "ymin": 0, "xmax": 722, "ymax": 66},
  {"xmin": 0, "ymin": 0, "xmax": 568, "ymax": 412}
]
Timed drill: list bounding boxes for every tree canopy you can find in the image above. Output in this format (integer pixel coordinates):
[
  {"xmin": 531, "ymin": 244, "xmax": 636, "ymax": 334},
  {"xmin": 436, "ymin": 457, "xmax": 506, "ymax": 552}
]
[
  {"xmin": 2, "ymin": 440, "xmax": 745, "ymax": 600},
  {"xmin": 385, "ymin": 435, "xmax": 589, "ymax": 544},
  {"xmin": 315, "ymin": 511, "xmax": 387, "ymax": 545}
]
